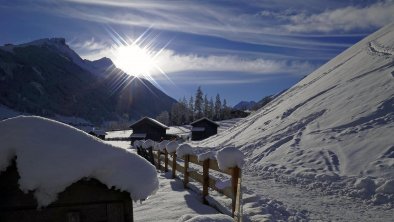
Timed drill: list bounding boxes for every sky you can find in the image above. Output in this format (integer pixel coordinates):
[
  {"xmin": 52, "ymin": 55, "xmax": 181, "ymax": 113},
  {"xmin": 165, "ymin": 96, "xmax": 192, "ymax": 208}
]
[{"xmin": 0, "ymin": 0, "xmax": 393, "ymax": 106}]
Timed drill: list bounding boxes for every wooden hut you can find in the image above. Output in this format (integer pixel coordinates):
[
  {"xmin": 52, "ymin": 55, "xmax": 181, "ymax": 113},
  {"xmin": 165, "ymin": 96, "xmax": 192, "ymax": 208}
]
[
  {"xmin": 129, "ymin": 117, "xmax": 169, "ymax": 141},
  {"xmin": 0, "ymin": 162, "xmax": 133, "ymax": 222},
  {"xmin": 190, "ymin": 117, "xmax": 219, "ymax": 141}
]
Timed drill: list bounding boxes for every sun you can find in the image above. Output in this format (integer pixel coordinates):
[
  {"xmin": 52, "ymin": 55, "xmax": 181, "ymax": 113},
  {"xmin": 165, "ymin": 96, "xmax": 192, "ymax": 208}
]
[{"xmin": 112, "ymin": 44, "xmax": 156, "ymax": 77}]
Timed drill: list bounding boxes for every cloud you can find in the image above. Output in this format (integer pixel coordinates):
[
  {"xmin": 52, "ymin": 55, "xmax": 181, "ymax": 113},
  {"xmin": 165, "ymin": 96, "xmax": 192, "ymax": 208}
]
[
  {"xmin": 282, "ymin": 1, "xmax": 394, "ymax": 33},
  {"xmin": 153, "ymin": 49, "xmax": 315, "ymax": 76},
  {"xmin": 17, "ymin": 0, "xmax": 369, "ymax": 50}
]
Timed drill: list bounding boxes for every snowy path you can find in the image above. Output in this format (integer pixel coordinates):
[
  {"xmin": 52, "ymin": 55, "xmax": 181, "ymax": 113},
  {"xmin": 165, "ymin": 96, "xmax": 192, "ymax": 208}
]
[
  {"xmin": 243, "ymin": 173, "xmax": 394, "ymax": 221},
  {"xmin": 133, "ymin": 173, "xmax": 219, "ymax": 221}
]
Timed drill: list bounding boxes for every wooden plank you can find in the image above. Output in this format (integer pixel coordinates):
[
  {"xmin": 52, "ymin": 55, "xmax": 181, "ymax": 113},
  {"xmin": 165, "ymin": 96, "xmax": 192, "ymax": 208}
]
[
  {"xmin": 181, "ymin": 155, "xmax": 232, "ymax": 175},
  {"xmin": 234, "ymin": 171, "xmax": 242, "ymax": 222},
  {"xmin": 107, "ymin": 203, "xmax": 124, "ymax": 222},
  {"xmin": 171, "ymin": 152, "xmax": 177, "ymax": 179},
  {"xmin": 231, "ymin": 167, "xmax": 240, "ymax": 218},
  {"xmin": 164, "ymin": 150, "xmax": 169, "ymax": 172},
  {"xmin": 183, "ymin": 155, "xmax": 190, "ymax": 188},
  {"xmin": 202, "ymin": 160, "xmax": 209, "ymax": 204}
]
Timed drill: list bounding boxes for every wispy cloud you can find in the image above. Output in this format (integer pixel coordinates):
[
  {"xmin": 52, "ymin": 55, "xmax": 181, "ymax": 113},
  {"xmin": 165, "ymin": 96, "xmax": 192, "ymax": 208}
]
[
  {"xmin": 280, "ymin": 1, "xmax": 394, "ymax": 33},
  {"xmin": 154, "ymin": 49, "xmax": 315, "ymax": 76},
  {"xmin": 13, "ymin": 0, "xmax": 377, "ymax": 51}
]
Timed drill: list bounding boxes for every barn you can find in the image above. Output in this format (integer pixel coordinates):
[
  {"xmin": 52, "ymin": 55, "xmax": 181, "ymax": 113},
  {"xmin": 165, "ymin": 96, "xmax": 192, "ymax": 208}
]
[
  {"xmin": 129, "ymin": 117, "xmax": 169, "ymax": 141},
  {"xmin": 190, "ymin": 117, "xmax": 219, "ymax": 141}
]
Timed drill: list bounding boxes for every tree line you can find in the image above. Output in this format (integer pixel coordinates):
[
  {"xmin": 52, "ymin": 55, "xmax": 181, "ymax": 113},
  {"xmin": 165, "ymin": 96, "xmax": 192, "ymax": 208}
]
[{"xmin": 156, "ymin": 86, "xmax": 232, "ymax": 126}]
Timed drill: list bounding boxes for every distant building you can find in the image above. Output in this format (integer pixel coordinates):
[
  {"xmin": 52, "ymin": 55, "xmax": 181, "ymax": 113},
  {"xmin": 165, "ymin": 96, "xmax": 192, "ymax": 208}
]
[
  {"xmin": 190, "ymin": 117, "xmax": 219, "ymax": 141},
  {"xmin": 129, "ymin": 117, "xmax": 169, "ymax": 141},
  {"xmin": 89, "ymin": 128, "xmax": 107, "ymax": 140}
]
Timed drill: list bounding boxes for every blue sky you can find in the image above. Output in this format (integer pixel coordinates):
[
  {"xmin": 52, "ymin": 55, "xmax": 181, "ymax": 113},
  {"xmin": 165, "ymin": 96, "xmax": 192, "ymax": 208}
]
[{"xmin": 1, "ymin": 0, "xmax": 393, "ymax": 105}]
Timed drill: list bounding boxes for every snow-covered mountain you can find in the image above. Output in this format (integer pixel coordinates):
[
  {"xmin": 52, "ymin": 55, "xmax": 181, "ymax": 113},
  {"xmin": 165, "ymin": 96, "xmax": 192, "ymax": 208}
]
[
  {"xmin": 198, "ymin": 23, "xmax": 394, "ymax": 181},
  {"xmin": 0, "ymin": 38, "xmax": 176, "ymax": 124}
]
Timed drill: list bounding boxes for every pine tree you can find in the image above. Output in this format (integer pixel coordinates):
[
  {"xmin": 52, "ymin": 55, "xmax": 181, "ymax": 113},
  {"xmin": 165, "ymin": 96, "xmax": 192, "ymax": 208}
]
[
  {"xmin": 214, "ymin": 94, "xmax": 222, "ymax": 120},
  {"xmin": 194, "ymin": 86, "xmax": 204, "ymax": 119},
  {"xmin": 203, "ymin": 94, "xmax": 209, "ymax": 117},
  {"xmin": 222, "ymin": 99, "xmax": 231, "ymax": 120},
  {"xmin": 209, "ymin": 97, "xmax": 214, "ymax": 119},
  {"xmin": 189, "ymin": 96, "xmax": 194, "ymax": 122},
  {"xmin": 156, "ymin": 111, "xmax": 170, "ymax": 125}
]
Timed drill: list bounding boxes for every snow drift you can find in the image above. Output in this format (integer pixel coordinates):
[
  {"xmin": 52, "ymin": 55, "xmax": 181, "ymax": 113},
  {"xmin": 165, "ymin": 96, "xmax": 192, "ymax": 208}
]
[
  {"xmin": 0, "ymin": 116, "xmax": 159, "ymax": 207},
  {"xmin": 198, "ymin": 23, "xmax": 394, "ymax": 180}
]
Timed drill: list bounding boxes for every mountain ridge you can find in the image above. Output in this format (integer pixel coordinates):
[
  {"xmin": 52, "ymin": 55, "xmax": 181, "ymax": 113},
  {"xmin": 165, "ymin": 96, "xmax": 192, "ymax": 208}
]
[{"xmin": 0, "ymin": 38, "xmax": 177, "ymax": 124}]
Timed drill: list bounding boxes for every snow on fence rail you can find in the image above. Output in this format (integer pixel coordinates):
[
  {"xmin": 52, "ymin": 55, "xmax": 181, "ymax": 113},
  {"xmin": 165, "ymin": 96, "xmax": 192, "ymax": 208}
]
[{"xmin": 134, "ymin": 141, "xmax": 244, "ymax": 221}]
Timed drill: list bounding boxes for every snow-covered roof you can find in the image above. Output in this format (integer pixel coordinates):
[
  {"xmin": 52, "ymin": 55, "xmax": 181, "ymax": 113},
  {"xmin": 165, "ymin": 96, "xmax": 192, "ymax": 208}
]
[
  {"xmin": 0, "ymin": 116, "xmax": 159, "ymax": 207},
  {"xmin": 129, "ymin": 117, "xmax": 169, "ymax": 129},
  {"xmin": 190, "ymin": 117, "xmax": 219, "ymax": 127}
]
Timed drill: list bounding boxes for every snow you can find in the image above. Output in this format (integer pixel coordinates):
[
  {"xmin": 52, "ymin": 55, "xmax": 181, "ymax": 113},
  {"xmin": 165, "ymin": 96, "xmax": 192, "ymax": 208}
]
[
  {"xmin": 192, "ymin": 23, "xmax": 394, "ymax": 219},
  {"xmin": 133, "ymin": 140, "xmax": 143, "ymax": 148},
  {"xmin": 376, "ymin": 179, "xmax": 394, "ymax": 194},
  {"xmin": 216, "ymin": 147, "xmax": 245, "ymax": 170},
  {"xmin": 197, "ymin": 151, "xmax": 217, "ymax": 162},
  {"xmin": 0, "ymin": 116, "xmax": 159, "ymax": 207},
  {"xmin": 166, "ymin": 141, "xmax": 179, "ymax": 153},
  {"xmin": 106, "ymin": 129, "xmax": 133, "ymax": 139},
  {"xmin": 159, "ymin": 140, "xmax": 170, "ymax": 151},
  {"xmin": 177, "ymin": 214, "xmax": 233, "ymax": 222},
  {"xmin": 142, "ymin": 139, "xmax": 154, "ymax": 149},
  {"xmin": 133, "ymin": 173, "xmax": 219, "ymax": 221},
  {"xmin": 177, "ymin": 144, "xmax": 195, "ymax": 157}
]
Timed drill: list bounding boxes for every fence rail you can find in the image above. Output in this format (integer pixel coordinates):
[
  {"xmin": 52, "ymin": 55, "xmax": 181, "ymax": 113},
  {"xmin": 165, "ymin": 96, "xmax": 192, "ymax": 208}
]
[{"xmin": 138, "ymin": 146, "xmax": 242, "ymax": 221}]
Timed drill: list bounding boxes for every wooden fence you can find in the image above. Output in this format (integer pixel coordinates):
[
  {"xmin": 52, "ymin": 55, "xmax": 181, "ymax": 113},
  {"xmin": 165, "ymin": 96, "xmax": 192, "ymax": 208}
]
[{"xmin": 138, "ymin": 147, "xmax": 242, "ymax": 221}]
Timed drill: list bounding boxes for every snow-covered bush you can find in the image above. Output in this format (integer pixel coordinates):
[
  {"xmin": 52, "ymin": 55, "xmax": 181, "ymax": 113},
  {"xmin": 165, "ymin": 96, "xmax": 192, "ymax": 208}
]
[
  {"xmin": 0, "ymin": 116, "xmax": 159, "ymax": 207},
  {"xmin": 166, "ymin": 141, "xmax": 179, "ymax": 153},
  {"xmin": 216, "ymin": 146, "xmax": 245, "ymax": 170},
  {"xmin": 176, "ymin": 144, "xmax": 194, "ymax": 157}
]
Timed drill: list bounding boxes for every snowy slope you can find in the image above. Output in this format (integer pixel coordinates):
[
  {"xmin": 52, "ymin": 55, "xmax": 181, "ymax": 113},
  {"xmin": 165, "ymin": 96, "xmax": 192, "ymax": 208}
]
[{"xmin": 198, "ymin": 23, "xmax": 394, "ymax": 181}]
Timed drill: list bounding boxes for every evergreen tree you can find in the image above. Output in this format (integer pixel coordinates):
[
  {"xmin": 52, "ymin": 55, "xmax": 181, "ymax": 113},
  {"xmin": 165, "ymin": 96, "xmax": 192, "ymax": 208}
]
[
  {"xmin": 222, "ymin": 99, "xmax": 231, "ymax": 120},
  {"xmin": 203, "ymin": 94, "xmax": 209, "ymax": 117},
  {"xmin": 214, "ymin": 94, "xmax": 222, "ymax": 120},
  {"xmin": 209, "ymin": 97, "xmax": 214, "ymax": 119},
  {"xmin": 189, "ymin": 96, "xmax": 194, "ymax": 122},
  {"xmin": 156, "ymin": 111, "xmax": 170, "ymax": 125},
  {"xmin": 194, "ymin": 86, "xmax": 204, "ymax": 119}
]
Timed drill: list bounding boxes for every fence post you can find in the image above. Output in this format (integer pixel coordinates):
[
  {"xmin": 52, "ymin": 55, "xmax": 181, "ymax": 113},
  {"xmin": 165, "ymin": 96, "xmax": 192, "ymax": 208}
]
[
  {"xmin": 171, "ymin": 152, "xmax": 177, "ymax": 179},
  {"xmin": 202, "ymin": 159, "xmax": 210, "ymax": 204},
  {"xmin": 183, "ymin": 155, "xmax": 190, "ymax": 188},
  {"xmin": 164, "ymin": 149, "xmax": 169, "ymax": 172},
  {"xmin": 148, "ymin": 147, "xmax": 154, "ymax": 165},
  {"xmin": 231, "ymin": 167, "xmax": 240, "ymax": 218},
  {"xmin": 157, "ymin": 151, "xmax": 161, "ymax": 170}
]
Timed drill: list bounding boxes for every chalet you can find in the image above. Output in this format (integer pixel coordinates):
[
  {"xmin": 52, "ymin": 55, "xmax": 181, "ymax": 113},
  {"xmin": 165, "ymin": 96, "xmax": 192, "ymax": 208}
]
[
  {"xmin": 129, "ymin": 117, "xmax": 169, "ymax": 141},
  {"xmin": 190, "ymin": 117, "xmax": 219, "ymax": 141},
  {"xmin": 89, "ymin": 128, "xmax": 107, "ymax": 140}
]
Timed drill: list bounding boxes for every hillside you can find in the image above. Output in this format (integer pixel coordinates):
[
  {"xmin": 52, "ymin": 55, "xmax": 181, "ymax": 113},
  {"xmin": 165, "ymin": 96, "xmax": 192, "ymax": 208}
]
[
  {"xmin": 198, "ymin": 23, "xmax": 394, "ymax": 179},
  {"xmin": 0, "ymin": 38, "xmax": 176, "ymax": 124}
]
